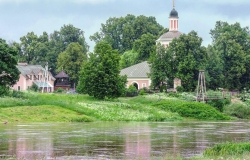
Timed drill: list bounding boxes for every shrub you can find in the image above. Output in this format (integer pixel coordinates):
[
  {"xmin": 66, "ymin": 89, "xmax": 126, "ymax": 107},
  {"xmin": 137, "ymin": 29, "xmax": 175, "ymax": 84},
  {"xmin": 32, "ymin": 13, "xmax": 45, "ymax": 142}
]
[
  {"xmin": 11, "ymin": 90, "xmax": 25, "ymax": 98},
  {"xmin": 207, "ymin": 99, "xmax": 231, "ymax": 112},
  {"xmin": 0, "ymin": 85, "xmax": 10, "ymax": 97},
  {"xmin": 224, "ymin": 102, "xmax": 250, "ymax": 119},
  {"xmin": 127, "ymin": 85, "xmax": 137, "ymax": 92},
  {"xmin": 139, "ymin": 89, "xmax": 145, "ymax": 95},
  {"xmin": 176, "ymin": 86, "xmax": 184, "ymax": 93},
  {"xmin": 29, "ymin": 83, "xmax": 39, "ymax": 92},
  {"xmin": 153, "ymin": 100, "xmax": 232, "ymax": 120},
  {"xmin": 55, "ymin": 87, "xmax": 64, "ymax": 93}
]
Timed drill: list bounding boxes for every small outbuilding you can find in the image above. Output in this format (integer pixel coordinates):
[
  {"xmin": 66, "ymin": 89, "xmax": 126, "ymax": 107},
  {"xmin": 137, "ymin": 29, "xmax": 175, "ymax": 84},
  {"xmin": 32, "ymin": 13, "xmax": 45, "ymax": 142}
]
[{"xmin": 54, "ymin": 71, "xmax": 71, "ymax": 91}]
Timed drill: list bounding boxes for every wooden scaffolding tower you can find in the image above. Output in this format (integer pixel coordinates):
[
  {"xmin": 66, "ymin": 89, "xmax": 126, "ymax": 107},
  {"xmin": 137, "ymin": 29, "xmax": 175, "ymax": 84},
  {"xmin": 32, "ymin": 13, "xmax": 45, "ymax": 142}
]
[{"xmin": 196, "ymin": 70, "xmax": 207, "ymax": 102}]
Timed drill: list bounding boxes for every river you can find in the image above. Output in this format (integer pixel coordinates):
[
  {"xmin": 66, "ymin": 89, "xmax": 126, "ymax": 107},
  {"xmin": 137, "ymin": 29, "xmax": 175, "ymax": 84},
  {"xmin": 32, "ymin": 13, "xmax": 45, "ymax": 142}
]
[{"xmin": 0, "ymin": 121, "xmax": 250, "ymax": 159}]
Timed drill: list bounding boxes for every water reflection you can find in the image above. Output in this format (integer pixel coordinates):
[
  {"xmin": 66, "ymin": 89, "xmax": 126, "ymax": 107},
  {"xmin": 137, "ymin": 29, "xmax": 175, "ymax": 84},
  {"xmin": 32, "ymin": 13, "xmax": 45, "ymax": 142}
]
[{"xmin": 0, "ymin": 121, "xmax": 250, "ymax": 159}]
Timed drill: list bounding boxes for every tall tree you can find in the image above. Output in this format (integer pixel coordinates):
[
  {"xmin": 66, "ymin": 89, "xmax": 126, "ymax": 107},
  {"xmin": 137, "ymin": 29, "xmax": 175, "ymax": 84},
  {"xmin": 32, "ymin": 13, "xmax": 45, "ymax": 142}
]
[
  {"xmin": 119, "ymin": 50, "xmax": 138, "ymax": 69},
  {"xmin": 57, "ymin": 42, "xmax": 87, "ymax": 86},
  {"xmin": 133, "ymin": 33, "xmax": 157, "ymax": 63},
  {"xmin": 168, "ymin": 31, "xmax": 208, "ymax": 91},
  {"xmin": 149, "ymin": 44, "xmax": 174, "ymax": 89},
  {"xmin": 90, "ymin": 14, "xmax": 165, "ymax": 54},
  {"xmin": 206, "ymin": 45, "xmax": 224, "ymax": 90},
  {"xmin": 210, "ymin": 21, "xmax": 250, "ymax": 90},
  {"xmin": 0, "ymin": 38, "xmax": 20, "ymax": 96},
  {"xmin": 77, "ymin": 41, "xmax": 127, "ymax": 99}
]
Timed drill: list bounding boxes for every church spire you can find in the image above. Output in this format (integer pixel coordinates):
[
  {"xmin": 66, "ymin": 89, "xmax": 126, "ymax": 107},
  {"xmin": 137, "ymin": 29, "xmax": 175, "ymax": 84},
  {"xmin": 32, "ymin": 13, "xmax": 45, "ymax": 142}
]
[{"xmin": 169, "ymin": 0, "xmax": 179, "ymax": 31}]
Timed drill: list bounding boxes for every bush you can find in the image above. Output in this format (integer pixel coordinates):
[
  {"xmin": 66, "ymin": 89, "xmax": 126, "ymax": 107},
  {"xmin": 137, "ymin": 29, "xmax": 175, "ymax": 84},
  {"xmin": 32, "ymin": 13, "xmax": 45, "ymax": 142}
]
[
  {"xmin": 29, "ymin": 83, "xmax": 39, "ymax": 92},
  {"xmin": 224, "ymin": 102, "xmax": 250, "ymax": 119},
  {"xmin": 0, "ymin": 85, "xmax": 10, "ymax": 97},
  {"xmin": 55, "ymin": 87, "xmax": 64, "ymax": 93},
  {"xmin": 139, "ymin": 89, "xmax": 145, "ymax": 95},
  {"xmin": 153, "ymin": 100, "xmax": 232, "ymax": 120},
  {"xmin": 176, "ymin": 86, "xmax": 184, "ymax": 93},
  {"xmin": 127, "ymin": 85, "xmax": 137, "ymax": 92},
  {"xmin": 207, "ymin": 99, "xmax": 231, "ymax": 112},
  {"xmin": 11, "ymin": 90, "xmax": 25, "ymax": 98}
]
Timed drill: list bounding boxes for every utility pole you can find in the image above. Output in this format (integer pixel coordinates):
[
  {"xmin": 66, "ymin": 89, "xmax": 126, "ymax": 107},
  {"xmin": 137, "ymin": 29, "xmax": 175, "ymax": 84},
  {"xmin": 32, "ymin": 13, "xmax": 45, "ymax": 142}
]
[{"xmin": 196, "ymin": 70, "xmax": 207, "ymax": 102}]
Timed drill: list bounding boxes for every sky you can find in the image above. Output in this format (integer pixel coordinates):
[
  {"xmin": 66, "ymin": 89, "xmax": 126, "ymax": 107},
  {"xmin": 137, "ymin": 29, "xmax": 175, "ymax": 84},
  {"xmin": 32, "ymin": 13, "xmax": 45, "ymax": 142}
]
[{"xmin": 0, "ymin": 0, "xmax": 249, "ymax": 52}]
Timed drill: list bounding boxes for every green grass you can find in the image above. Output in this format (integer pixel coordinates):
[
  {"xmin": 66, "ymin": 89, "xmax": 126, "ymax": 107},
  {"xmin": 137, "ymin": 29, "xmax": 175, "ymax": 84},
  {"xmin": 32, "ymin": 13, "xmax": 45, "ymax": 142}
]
[
  {"xmin": 0, "ymin": 105, "xmax": 94, "ymax": 122},
  {"xmin": 0, "ymin": 91, "xmax": 233, "ymax": 122}
]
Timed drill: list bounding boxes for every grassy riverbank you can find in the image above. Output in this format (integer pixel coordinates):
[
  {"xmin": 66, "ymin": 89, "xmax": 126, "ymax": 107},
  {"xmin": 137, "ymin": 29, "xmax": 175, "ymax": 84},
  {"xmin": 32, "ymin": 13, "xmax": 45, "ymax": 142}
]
[{"xmin": 0, "ymin": 91, "xmax": 232, "ymax": 123}]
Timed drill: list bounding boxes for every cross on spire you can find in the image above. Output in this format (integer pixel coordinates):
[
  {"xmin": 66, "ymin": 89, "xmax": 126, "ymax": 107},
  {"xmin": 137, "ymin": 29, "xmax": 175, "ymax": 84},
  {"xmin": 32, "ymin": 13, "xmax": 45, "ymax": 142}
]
[{"xmin": 173, "ymin": 0, "xmax": 175, "ymax": 8}]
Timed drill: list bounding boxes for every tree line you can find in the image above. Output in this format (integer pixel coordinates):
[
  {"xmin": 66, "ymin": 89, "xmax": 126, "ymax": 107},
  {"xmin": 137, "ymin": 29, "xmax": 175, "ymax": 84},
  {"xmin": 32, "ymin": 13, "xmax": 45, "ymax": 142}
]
[{"xmin": 1, "ymin": 14, "xmax": 250, "ymax": 99}]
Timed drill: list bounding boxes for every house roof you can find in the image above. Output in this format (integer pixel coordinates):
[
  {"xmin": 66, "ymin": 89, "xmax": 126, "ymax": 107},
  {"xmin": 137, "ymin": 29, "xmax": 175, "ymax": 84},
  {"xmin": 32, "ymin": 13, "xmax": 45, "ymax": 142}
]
[
  {"xmin": 17, "ymin": 63, "xmax": 55, "ymax": 80},
  {"xmin": 120, "ymin": 61, "xmax": 150, "ymax": 78},
  {"xmin": 55, "ymin": 71, "xmax": 69, "ymax": 78},
  {"xmin": 157, "ymin": 31, "xmax": 182, "ymax": 42}
]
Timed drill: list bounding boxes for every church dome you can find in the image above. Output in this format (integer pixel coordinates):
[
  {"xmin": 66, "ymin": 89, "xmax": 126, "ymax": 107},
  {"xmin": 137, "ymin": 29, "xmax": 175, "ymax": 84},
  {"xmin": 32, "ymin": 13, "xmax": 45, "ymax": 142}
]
[{"xmin": 170, "ymin": 8, "xmax": 178, "ymax": 18}]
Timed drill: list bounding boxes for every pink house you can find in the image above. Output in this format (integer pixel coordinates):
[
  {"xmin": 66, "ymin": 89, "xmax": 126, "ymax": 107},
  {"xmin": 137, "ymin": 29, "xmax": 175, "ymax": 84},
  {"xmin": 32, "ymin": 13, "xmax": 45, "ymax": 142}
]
[
  {"xmin": 12, "ymin": 63, "xmax": 55, "ymax": 92},
  {"xmin": 120, "ymin": 61, "xmax": 151, "ymax": 90}
]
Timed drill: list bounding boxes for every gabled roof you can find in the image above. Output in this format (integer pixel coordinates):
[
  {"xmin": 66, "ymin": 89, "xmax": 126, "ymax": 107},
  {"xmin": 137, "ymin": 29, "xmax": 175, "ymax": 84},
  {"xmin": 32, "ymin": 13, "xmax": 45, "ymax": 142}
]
[
  {"xmin": 55, "ymin": 71, "xmax": 69, "ymax": 78},
  {"xmin": 120, "ymin": 61, "xmax": 150, "ymax": 78},
  {"xmin": 17, "ymin": 63, "xmax": 55, "ymax": 80},
  {"xmin": 17, "ymin": 64, "xmax": 44, "ymax": 77}
]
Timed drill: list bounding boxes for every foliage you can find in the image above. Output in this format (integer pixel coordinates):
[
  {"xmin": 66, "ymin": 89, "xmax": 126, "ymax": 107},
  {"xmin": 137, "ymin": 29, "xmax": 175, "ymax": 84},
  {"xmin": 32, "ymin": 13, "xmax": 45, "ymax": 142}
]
[
  {"xmin": 203, "ymin": 142, "xmax": 250, "ymax": 156},
  {"xmin": 90, "ymin": 14, "xmax": 165, "ymax": 54},
  {"xmin": 210, "ymin": 21, "xmax": 250, "ymax": 90},
  {"xmin": 0, "ymin": 38, "xmax": 20, "ymax": 96},
  {"xmin": 206, "ymin": 45, "xmax": 224, "ymax": 90},
  {"xmin": 119, "ymin": 50, "xmax": 138, "ymax": 69},
  {"xmin": 133, "ymin": 33, "xmax": 157, "ymax": 62},
  {"xmin": 15, "ymin": 24, "xmax": 89, "ymax": 75},
  {"xmin": 127, "ymin": 85, "xmax": 137, "ymax": 92},
  {"xmin": 223, "ymin": 102, "xmax": 250, "ymax": 119},
  {"xmin": 11, "ymin": 90, "xmax": 25, "ymax": 98},
  {"xmin": 207, "ymin": 99, "xmax": 231, "ymax": 112},
  {"xmin": 56, "ymin": 42, "xmax": 87, "ymax": 85},
  {"xmin": 29, "ymin": 83, "xmax": 39, "ymax": 92},
  {"xmin": 168, "ymin": 31, "xmax": 208, "ymax": 91},
  {"xmin": 176, "ymin": 86, "xmax": 184, "ymax": 93},
  {"xmin": 153, "ymin": 100, "xmax": 232, "ymax": 120},
  {"xmin": 149, "ymin": 44, "xmax": 173, "ymax": 89},
  {"xmin": 55, "ymin": 87, "xmax": 64, "ymax": 93},
  {"xmin": 0, "ymin": 85, "xmax": 10, "ymax": 97},
  {"xmin": 77, "ymin": 41, "xmax": 127, "ymax": 99}
]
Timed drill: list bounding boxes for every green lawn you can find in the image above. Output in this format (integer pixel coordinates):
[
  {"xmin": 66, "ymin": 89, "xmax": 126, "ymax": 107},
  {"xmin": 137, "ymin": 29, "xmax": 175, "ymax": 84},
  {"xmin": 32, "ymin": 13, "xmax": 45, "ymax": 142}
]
[{"xmin": 0, "ymin": 91, "xmax": 231, "ymax": 123}]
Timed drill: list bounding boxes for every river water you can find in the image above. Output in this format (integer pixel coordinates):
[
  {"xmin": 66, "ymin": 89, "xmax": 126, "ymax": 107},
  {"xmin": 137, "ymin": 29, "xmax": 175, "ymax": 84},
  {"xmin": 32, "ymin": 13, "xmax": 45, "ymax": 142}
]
[{"xmin": 0, "ymin": 121, "xmax": 250, "ymax": 159}]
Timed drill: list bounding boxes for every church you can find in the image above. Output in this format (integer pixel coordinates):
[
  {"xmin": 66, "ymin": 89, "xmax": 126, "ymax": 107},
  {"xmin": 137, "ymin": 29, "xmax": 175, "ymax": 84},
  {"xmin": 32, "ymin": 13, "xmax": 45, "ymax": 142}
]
[{"xmin": 120, "ymin": 0, "xmax": 183, "ymax": 90}]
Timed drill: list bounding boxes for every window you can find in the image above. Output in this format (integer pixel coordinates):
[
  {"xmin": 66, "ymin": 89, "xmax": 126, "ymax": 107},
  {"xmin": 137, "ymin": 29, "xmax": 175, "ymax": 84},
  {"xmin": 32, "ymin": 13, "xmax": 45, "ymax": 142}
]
[
  {"xmin": 18, "ymin": 86, "xmax": 20, "ymax": 91},
  {"xmin": 34, "ymin": 75, "xmax": 36, "ymax": 80},
  {"xmin": 30, "ymin": 75, "xmax": 32, "ymax": 80},
  {"xmin": 40, "ymin": 75, "xmax": 42, "ymax": 80},
  {"xmin": 38, "ymin": 75, "xmax": 39, "ymax": 80}
]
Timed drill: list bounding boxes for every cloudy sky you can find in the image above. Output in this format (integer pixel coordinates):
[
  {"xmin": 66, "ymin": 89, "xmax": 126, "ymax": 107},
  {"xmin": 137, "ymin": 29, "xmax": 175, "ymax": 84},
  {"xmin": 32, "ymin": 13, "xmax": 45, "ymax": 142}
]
[{"xmin": 0, "ymin": 0, "xmax": 249, "ymax": 51}]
